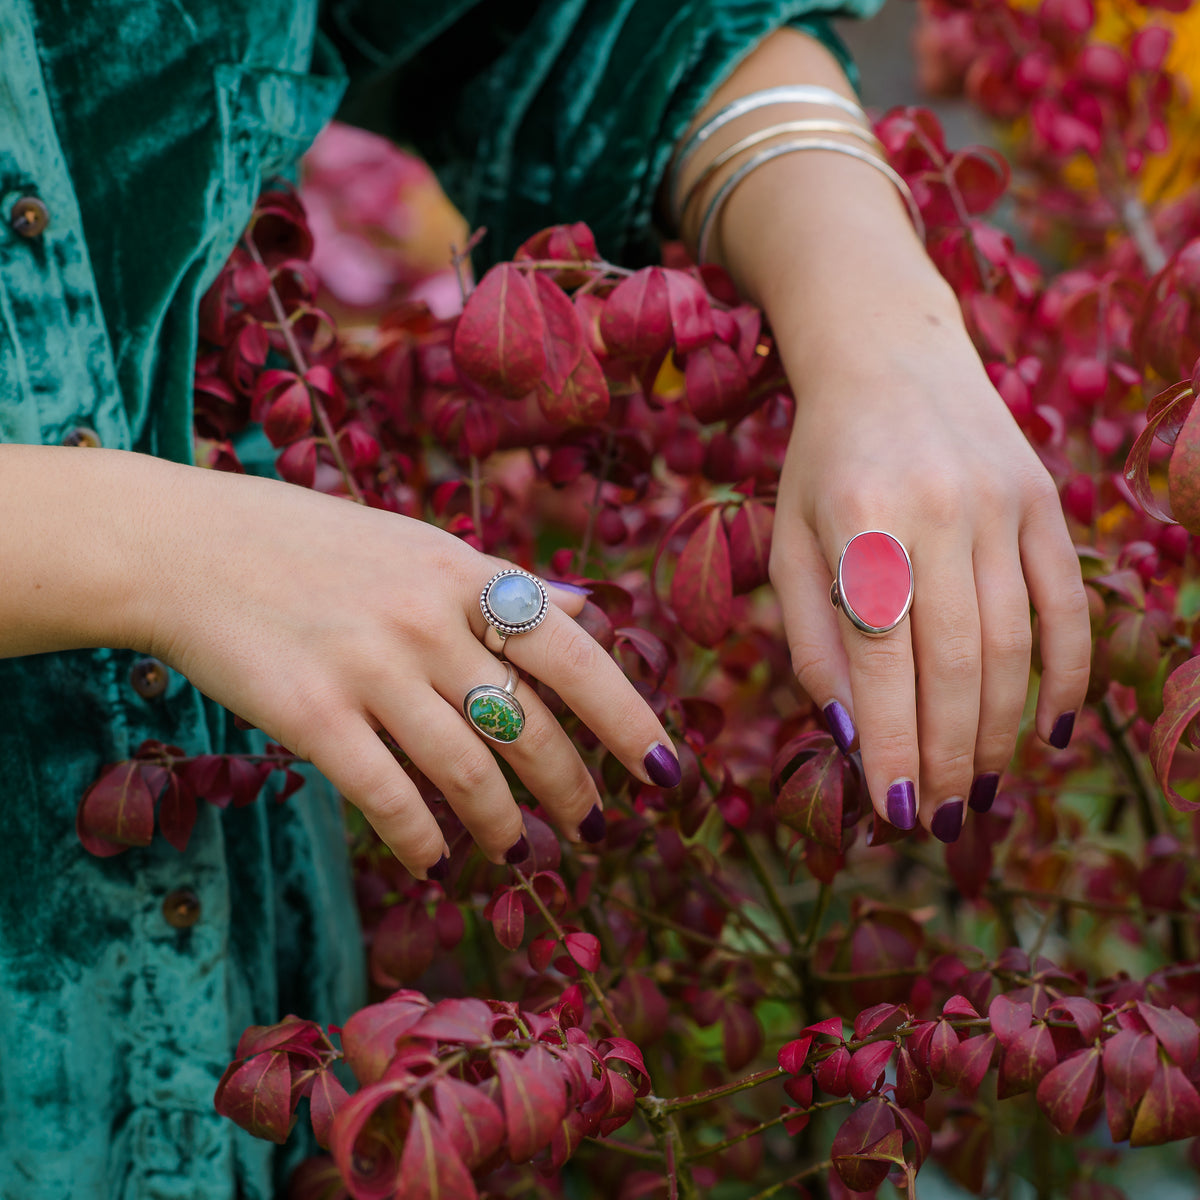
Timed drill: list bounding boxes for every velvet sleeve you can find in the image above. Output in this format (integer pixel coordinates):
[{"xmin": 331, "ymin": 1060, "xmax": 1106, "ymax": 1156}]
[{"xmin": 319, "ymin": 0, "xmax": 885, "ymax": 266}]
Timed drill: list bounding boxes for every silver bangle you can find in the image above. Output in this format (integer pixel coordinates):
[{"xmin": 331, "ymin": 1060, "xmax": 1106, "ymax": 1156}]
[
  {"xmin": 676, "ymin": 119, "xmax": 883, "ymax": 229},
  {"xmin": 668, "ymin": 85, "xmax": 868, "ymax": 218},
  {"xmin": 695, "ymin": 139, "xmax": 926, "ymax": 265}
]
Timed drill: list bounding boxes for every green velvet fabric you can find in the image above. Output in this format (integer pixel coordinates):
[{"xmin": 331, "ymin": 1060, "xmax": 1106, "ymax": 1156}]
[{"xmin": 0, "ymin": 1, "xmax": 881, "ymax": 1197}]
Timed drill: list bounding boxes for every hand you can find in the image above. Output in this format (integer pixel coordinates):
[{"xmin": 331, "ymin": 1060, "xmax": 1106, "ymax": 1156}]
[
  {"xmin": 768, "ymin": 314, "xmax": 1092, "ymax": 838},
  {"xmin": 133, "ymin": 462, "xmax": 680, "ymax": 877}
]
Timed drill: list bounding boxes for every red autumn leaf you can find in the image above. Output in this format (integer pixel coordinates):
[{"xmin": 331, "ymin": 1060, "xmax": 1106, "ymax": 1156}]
[
  {"xmin": 805, "ymin": 1017, "xmax": 846, "ymax": 1040},
  {"xmin": 452, "ymin": 263, "xmax": 546, "ymax": 398},
  {"xmin": 854, "ymin": 1004, "xmax": 905, "ymax": 1041},
  {"xmin": 951, "ymin": 1033, "xmax": 998, "ymax": 1099},
  {"xmin": 670, "ymin": 507, "xmax": 733, "ymax": 647},
  {"xmin": 528, "ymin": 936, "xmax": 556, "ymax": 973},
  {"xmin": 895, "ymin": 1045, "xmax": 933, "ymax": 1107},
  {"xmin": 214, "ymin": 1050, "xmax": 294, "ymax": 1143},
  {"xmin": 409, "ymin": 998, "xmax": 495, "ymax": 1045},
  {"xmin": 1124, "ymin": 380, "xmax": 1193, "ymax": 523},
  {"xmin": 263, "ymin": 380, "xmax": 313, "ymax": 447},
  {"xmin": 999, "ymin": 1022, "xmax": 1058, "ymax": 1098},
  {"xmin": 308, "ymin": 1069, "xmax": 349, "ymax": 1150},
  {"xmin": 496, "ymin": 1044, "xmax": 568, "ymax": 1162},
  {"xmin": 599, "ymin": 267, "xmax": 673, "ymax": 360},
  {"xmin": 276, "ymin": 436, "xmax": 318, "ymax": 487},
  {"xmin": 890, "ymin": 1101, "xmax": 932, "ymax": 1170},
  {"xmin": 1136, "ymin": 1001, "xmax": 1199, "ymax": 1067},
  {"xmin": 369, "ymin": 903, "xmax": 437, "ymax": 989},
  {"xmin": 1130, "ymin": 1059, "xmax": 1200, "ymax": 1146},
  {"xmin": 489, "ymin": 888, "xmax": 526, "ymax": 951},
  {"xmin": 235, "ymin": 1016, "xmax": 324, "ymax": 1060},
  {"xmin": 728, "ymin": 500, "xmax": 774, "ymax": 594},
  {"xmin": 663, "ymin": 269, "xmax": 715, "ymax": 355},
  {"xmin": 831, "ymin": 1096, "xmax": 897, "ymax": 1192},
  {"xmin": 848, "ymin": 1041, "xmax": 895, "ymax": 1099},
  {"xmin": 431, "ymin": 1076, "xmax": 506, "ymax": 1171},
  {"xmin": 682, "ymin": 339, "xmax": 750, "ymax": 424},
  {"xmin": 778, "ymin": 1035, "xmax": 814, "ymax": 1075},
  {"xmin": 989, "ymin": 993, "xmax": 1034, "ymax": 1046},
  {"xmin": 784, "ymin": 1073, "xmax": 814, "ymax": 1109},
  {"xmin": 1150, "ymin": 654, "xmax": 1200, "ymax": 812},
  {"xmin": 399, "ymin": 1101, "xmax": 476, "ymax": 1200},
  {"xmin": 723, "ymin": 1001, "xmax": 764, "ymax": 1072},
  {"xmin": 775, "ymin": 742, "xmax": 845, "ymax": 850},
  {"xmin": 329, "ymin": 1077, "xmax": 408, "ymax": 1199},
  {"xmin": 532, "ymin": 274, "xmax": 609, "ymax": 425},
  {"xmin": 614, "ymin": 626, "xmax": 673, "ymax": 688},
  {"xmin": 816, "ymin": 1045, "xmax": 851, "ymax": 1096},
  {"xmin": 949, "ymin": 146, "xmax": 1010, "ymax": 214},
  {"xmin": 943, "ymin": 994, "xmax": 980, "ymax": 1018},
  {"xmin": 945, "ymin": 809, "xmax": 994, "ymax": 899},
  {"xmin": 563, "ymin": 931, "xmax": 602, "ymax": 972},
  {"xmin": 1103, "ymin": 1028, "xmax": 1157, "ymax": 1140},
  {"xmin": 1047, "ymin": 997, "xmax": 1103, "ymax": 1043},
  {"xmin": 156, "ymin": 772, "xmax": 198, "ymax": 853},
  {"xmin": 340, "ymin": 998, "xmax": 429, "ymax": 1085},
  {"xmin": 928, "ymin": 1018, "xmax": 961, "ymax": 1085},
  {"xmin": 287, "ymin": 1157, "xmax": 350, "ymax": 1200},
  {"xmin": 77, "ymin": 761, "xmax": 157, "ymax": 856}
]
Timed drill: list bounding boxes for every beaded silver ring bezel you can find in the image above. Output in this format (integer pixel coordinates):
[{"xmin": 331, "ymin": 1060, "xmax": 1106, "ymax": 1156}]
[{"xmin": 479, "ymin": 569, "xmax": 550, "ymax": 638}]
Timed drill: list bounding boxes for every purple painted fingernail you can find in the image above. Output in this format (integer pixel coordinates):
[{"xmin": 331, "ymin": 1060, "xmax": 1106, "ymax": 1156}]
[
  {"xmin": 579, "ymin": 805, "xmax": 606, "ymax": 843},
  {"xmin": 644, "ymin": 743, "xmax": 682, "ymax": 788},
  {"xmin": 823, "ymin": 701, "xmax": 856, "ymax": 756},
  {"xmin": 931, "ymin": 798, "xmax": 964, "ymax": 843},
  {"xmin": 886, "ymin": 780, "xmax": 917, "ymax": 830},
  {"xmin": 1049, "ymin": 711, "xmax": 1076, "ymax": 750},
  {"xmin": 425, "ymin": 854, "xmax": 449, "ymax": 882},
  {"xmin": 546, "ymin": 579, "xmax": 591, "ymax": 596},
  {"xmin": 968, "ymin": 772, "xmax": 1000, "ymax": 814},
  {"xmin": 504, "ymin": 835, "xmax": 529, "ymax": 864}
]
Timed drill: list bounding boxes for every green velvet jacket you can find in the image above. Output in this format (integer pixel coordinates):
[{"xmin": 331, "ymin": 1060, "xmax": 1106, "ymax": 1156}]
[{"xmin": 0, "ymin": 1, "xmax": 879, "ymax": 1197}]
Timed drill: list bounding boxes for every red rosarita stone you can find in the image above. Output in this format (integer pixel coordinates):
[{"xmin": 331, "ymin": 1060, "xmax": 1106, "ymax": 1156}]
[{"xmin": 839, "ymin": 532, "xmax": 912, "ymax": 630}]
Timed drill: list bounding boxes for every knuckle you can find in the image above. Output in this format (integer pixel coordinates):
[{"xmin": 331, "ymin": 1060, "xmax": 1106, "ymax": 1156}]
[
  {"xmin": 540, "ymin": 619, "xmax": 597, "ymax": 681},
  {"xmin": 986, "ymin": 620, "xmax": 1033, "ymax": 664},
  {"xmin": 866, "ymin": 723, "xmax": 916, "ymax": 767},
  {"xmin": 852, "ymin": 636, "xmax": 910, "ymax": 679},
  {"xmin": 442, "ymin": 743, "xmax": 496, "ymax": 797},
  {"xmin": 929, "ymin": 632, "xmax": 980, "ymax": 684},
  {"xmin": 789, "ymin": 641, "xmax": 832, "ymax": 689}
]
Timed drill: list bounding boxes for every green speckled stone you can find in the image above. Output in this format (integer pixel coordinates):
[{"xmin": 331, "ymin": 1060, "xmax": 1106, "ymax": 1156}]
[{"xmin": 468, "ymin": 693, "xmax": 524, "ymax": 742}]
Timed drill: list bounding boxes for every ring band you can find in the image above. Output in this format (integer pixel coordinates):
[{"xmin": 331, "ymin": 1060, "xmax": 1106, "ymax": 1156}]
[
  {"xmin": 480, "ymin": 569, "xmax": 549, "ymax": 646},
  {"xmin": 829, "ymin": 530, "xmax": 914, "ymax": 636},
  {"xmin": 463, "ymin": 661, "xmax": 525, "ymax": 743}
]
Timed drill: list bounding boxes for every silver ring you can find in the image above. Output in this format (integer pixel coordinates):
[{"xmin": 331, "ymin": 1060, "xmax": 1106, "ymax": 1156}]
[
  {"xmin": 479, "ymin": 569, "xmax": 549, "ymax": 647},
  {"xmin": 829, "ymin": 530, "xmax": 914, "ymax": 637},
  {"xmin": 463, "ymin": 661, "xmax": 525, "ymax": 743}
]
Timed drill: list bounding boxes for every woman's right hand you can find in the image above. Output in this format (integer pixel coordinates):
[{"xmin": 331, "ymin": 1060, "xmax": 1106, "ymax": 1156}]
[{"xmin": 0, "ymin": 445, "xmax": 679, "ymax": 877}]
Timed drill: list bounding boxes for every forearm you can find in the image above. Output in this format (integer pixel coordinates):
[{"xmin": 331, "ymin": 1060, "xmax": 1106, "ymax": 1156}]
[
  {"xmin": 0, "ymin": 445, "xmax": 179, "ymax": 657},
  {"xmin": 673, "ymin": 28, "xmax": 963, "ymax": 375}
]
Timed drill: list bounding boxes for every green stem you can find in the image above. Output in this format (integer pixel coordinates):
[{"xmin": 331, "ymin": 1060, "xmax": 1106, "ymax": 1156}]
[
  {"xmin": 655, "ymin": 1068, "xmax": 781, "ymax": 1115},
  {"xmin": 684, "ymin": 1100, "xmax": 848, "ymax": 1162},
  {"xmin": 746, "ymin": 1159, "xmax": 832, "ymax": 1200},
  {"xmin": 735, "ymin": 829, "xmax": 804, "ymax": 952}
]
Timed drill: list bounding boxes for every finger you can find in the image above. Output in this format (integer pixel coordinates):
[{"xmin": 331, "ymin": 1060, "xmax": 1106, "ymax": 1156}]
[
  {"xmin": 438, "ymin": 645, "xmax": 604, "ymax": 845},
  {"xmin": 969, "ymin": 541, "xmax": 1033, "ymax": 813},
  {"xmin": 910, "ymin": 541, "xmax": 981, "ymax": 844},
  {"xmin": 486, "ymin": 605, "xmax": 682, "ymax": 790},
  {"xmin": 374, "ymin": 686, "xmax": 528, "ymax": 865},
  {"xmin": 1021, "ymin": 488, "xmax": 1091, "ymax": 748},
  {"xmin": 770, "ymin": 519, "xmax": 857, "ymax": 754},
  {"xmin": 305, "ymin": 711, "xmax": 449, "ymax": 880}
]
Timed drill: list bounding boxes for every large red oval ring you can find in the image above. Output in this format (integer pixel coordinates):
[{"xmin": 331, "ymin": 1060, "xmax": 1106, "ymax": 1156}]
[{"xmin": 835, "ymin": 531, "xmax": 914, "ymax": 635}]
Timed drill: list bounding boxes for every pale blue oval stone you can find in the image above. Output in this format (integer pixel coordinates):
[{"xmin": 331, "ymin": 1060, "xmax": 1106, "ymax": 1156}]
[{"xmin": 487, "ymin": 573, "xmax": 543, "ymax": 626}]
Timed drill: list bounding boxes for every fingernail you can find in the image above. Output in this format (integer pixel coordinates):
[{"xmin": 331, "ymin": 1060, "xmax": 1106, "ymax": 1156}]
[
  {"xmin": 425, "ymin": 854, "xmax": 449, "ymax": 882},
  {"xmin": 886, "ymin": 780, "xmax": 917, "ymax": 830},
  {"xmin": 968, "ymin": 772, "xmax": 1000, "ymax": 814},
  {"xmin": 644, "ymin": 743, "xmax": 682, "ymax": 788},
  {"xmin": 931, "ymin": 798, "xmax": 964, "ymax": 843},
  {"xmin": 1049, "ymin": 711, "xmax": 1076, "ymax": 749},
  {"xmin": 546, "ymin": 579, "xmax": 591, "ymax": 596},
  {"xmin": 504, "ymin": 835, "xmax": 529, "ymax": 864},
  {"xmin": 823, "ymin": 701, "xmax": 856, "ymax": 756},
  {"xmin": 578, "ymin": 805, "xmax": 606, "ymax": 843}
]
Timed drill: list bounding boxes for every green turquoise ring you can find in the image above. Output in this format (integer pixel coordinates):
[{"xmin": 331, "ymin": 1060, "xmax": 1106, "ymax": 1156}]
[{"xmin": 463, "ymin": 661, "xmax": 525, "ymax": 744}]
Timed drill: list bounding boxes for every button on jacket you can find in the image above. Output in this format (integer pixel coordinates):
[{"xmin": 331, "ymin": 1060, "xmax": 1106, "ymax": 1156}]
[{"xmin": 0, "ymin": 1, "xmax": 878, "ymax": 1196}]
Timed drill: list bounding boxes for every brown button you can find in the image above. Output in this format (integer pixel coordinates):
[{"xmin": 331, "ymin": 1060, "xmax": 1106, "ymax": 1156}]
[
  {"xmin": 162, "ymin": 888, "xmax": 201, "ymax": 929},
  {"xmin": 62, "ymin": 426, "xmax": 101, "ymax": 448},
  {"xmin": 10, "ymin": 195, "xmax": 48, "ymax": 238},
  {"xmin": 130, "ymin": 656, "xmax": 170, "ymax": 699}
]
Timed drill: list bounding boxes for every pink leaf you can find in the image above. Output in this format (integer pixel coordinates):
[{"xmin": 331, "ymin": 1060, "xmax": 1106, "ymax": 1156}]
[
  {"xmin": 989, "ymin": 994, "xmax": 1033, "ymax": 1046},
  {"xmin": 831, "ymin": 1097, "xmax": 897, "ymax": 1192},
  {"xmin": 341, "ymin": 998, "xmax": 429, "ymax": 1085},
  {"xmin": 775, "ymin": 742, "xmax": 845, "ymax": 850},
  {"xmin": 563, "ymin": 931, "xmax": 602, "ymax": 973},
  {"xmin": 663, "ymin": 269, "xmax": 715, "ymax": 355},
  {"xmin": 399, "ymin": 1102, "xmax": 477, "ymax": 1200},
  {"xmin": 308, "ymin": 1069, "xmax": 349, "ymax": 1149},
  {"xmin": 1136, "ymin": 1001, "xmax": 1199, "ymax": 1067},
  {"xmin": 496, "ymin": 1044, "xmax": 568, "ymax": 1162},
  {"xmin": 452, "ymin": 263, "xmax": 546, "ymax": 398},
  {"xmin": 599, "ymin": 267, "xmax": 673, "ymax": 360},
  {"xmin": 669, "ymin": 507, "xmax": 733, "ymax": 647},
  {"xmin": 431, "ymin": 1076, "xmax": 506, "ymax": 1170},
  {"xmin": 728, "ymin": 500, "xmax": 774, "ymax": 595},
  {"xmin": 489, "ymin": 888, "xmax": 526, "ymax": 951},
  {"xmin": 157, "ymin": 773, "xmax": 198, "ymax": 853},
  {"xmin": 950, "ymin": 1033, "xmax": 997, "ymax": 1099},
  {"xmin": 532, "ymin": 274, "xmax": 609, "ymax": 425},
  {"xmin": 1130, "ymin": 1059, "xmax": 1200, "ymax": 1146},
  {"xmin": 408, "ymin": 998, "xmax": 495, "ymax": 1045},
  {"xmin": 1000, "ymin": 1022, "xmax": 1058, "ymax": 1098},
  {"xmin": 778, "ymin": 1035, "xmax": 814, "ymax": 1075},
  {"xmin": 1150, "ymin": 656, "xmax": 1200, "ymax": 812},
  {"xmin": 848, "ymin": 1041, "xmax": 895, "ymax": 1099},
  {"xmin": 76, "ymin": 761, "xmax": 156, "ymax": 856},
  {"xmin": 214, "ymin": 1051, "xmax": 294, "ymax": 1143}
]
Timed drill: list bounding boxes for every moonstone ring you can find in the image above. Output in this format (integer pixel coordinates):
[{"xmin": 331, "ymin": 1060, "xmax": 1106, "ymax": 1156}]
[
  {"xmin": 463, "ymin": 661, "xmax": 525, "ymax": 743},
  {"xmin": 479, "ymin": 569, "xmax": 550, "ymax": 644},
  {"xmin": 829, "ymin": 531, "xmax": 914, "ymax": 636}
]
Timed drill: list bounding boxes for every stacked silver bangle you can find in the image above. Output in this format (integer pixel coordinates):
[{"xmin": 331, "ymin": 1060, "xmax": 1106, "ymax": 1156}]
[{"xmin": 667, "ymin": 84, "xmax": 925, "ymax": 263}]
